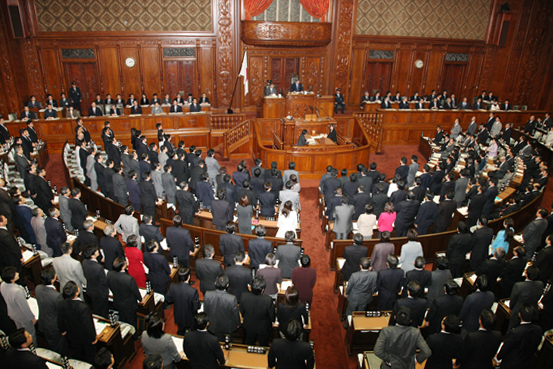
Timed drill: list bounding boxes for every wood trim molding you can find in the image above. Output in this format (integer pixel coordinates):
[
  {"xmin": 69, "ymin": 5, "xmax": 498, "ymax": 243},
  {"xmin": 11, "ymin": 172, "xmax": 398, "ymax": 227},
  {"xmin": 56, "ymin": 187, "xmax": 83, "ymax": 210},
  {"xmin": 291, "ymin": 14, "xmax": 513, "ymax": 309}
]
[{"xmin": 241, "ymin": 21, "xmax": 332, "ymax": 47}]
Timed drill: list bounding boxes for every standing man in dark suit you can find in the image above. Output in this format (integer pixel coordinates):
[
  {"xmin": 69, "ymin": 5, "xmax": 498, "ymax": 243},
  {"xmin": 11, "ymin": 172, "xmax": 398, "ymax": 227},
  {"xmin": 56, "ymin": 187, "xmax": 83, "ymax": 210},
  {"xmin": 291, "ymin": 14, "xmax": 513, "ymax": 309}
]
[
  {"xmin": 167, "ymin": 267, "xmax": 200, "ymax": 335},
  {"xmin": 57, "ymin": 281, "xmax": 97, "ymax": 363},
  {"xmin": 5, "ymin": 329, "xmax": 49, "ymax": 369},
  {"xmin": 497, "ymin": 304, "xmax": 542, "ymax": 369},
  {"xmin": 184, "ymin": 313, "xmax": 226, "ymax": 367},
  {"xmin": 477, "ymin": 247, "xmax": 506, "ymax": 293},
  {"xmin": 219, "ymin": 222, "xmax": 245, "ymax": 267},
  {"xmin": 44, "ymin": 208, "xmax": 66, "ymax": 257},
  {"xmin": 425, "ymin": 315, "xmax": 464, "ymax": 369},
  {"xmin": 414, "ymin": 191, "xmax": 437, "ymax": 235},
  {"xmin": 203, "ymin": 274, "xmax": 240, "ymax": 341},
  {"xmin": 195, "ymin": 245, "xmax": 224, "ymax": 298},
  {"xmin": 341, "ymin": 233, "xmax": 368, "ymax": 281},
  {"xmin": 34, "ymin": 167, "xmax": 54, "ymax": 212},
  {"xmin": 394, "ymin": 191, "xmax": 420, "ymax": 237},
  {"xmin": 240, "ymin": 276, "xmax": 275, "ymax": 346},
  {"xmin": 112, "ymin": 165, "xmax": 128, "ymax": 206},
  {"xmin": 34, "ymin": 269, "xmax": 68, "ymax": 355},
  {"xmin": 174, "ymin": 183, "xmax": 197, "ymax": 226},
  {"xmin": 334, "ymin": 88, "xmax": 345, "ymax": 114},
  {"xmin": 139, "ymin": 171, "xmax": 159, "ymax": 220},
  {"xmin": 248, "ymin": 225, "xmax": 272, "ymax": 269},
  {"xmin": 297, "ymin": 129, "xmax": 307, "ymax": 146},
  {"xmin": 106, "ymin": 256, "xmax": 143, "ymax": 329},
  {"xmin": 508, "ymin": 265, "xmax": 543, "ymax": 330},
  {"xmin": 535, "ymin": 235, "xmax": 553, "ymax": 284},
  {"xmin": 499, "ymin": 246, "xmax": 527, "ymax": 299},
  {"xmin": 211, "ymin": 190, "xmax": 234, "ymax": 231},
  {"xmin": 69, "ymin": 81, "xmax": 82, "ymax": 110},
  {"xmin": 69, "ymin": 188, "xmax": 88, "ymax": 231},
  {"xmin": 345, "ymin": 257, "xmax": 377, "ymax": 318},
  {"xmin": 143, "ymin": 240, "xmax": 171, "ymax": 295},
  {"xmin": 424, "ymin": 279, "xmax": 463, "ymax": 335},
  {"xmin": 522, "ymin": 208, "xmax": 548, "ymax": 257},
  {"xmin": 139, "ymin": 214, "xmax": 164, "ymax": 248},
  {"xmin": 166, "ymin": 215, "xmax": 195, "ymax": 268},
  {"xmin": 402, "ymin": 256, "xmax": 432, "ymax": 297},
  {"xmin": 72, "ymin": 219, "xmax": 99, "ymax": 256},
  {"xmin": 467, "ymin": 185, "xmax": 486, "ymax": 227},
  {"xmin": 225, "ymin": 252, "xmax": 252, "ymax": 303},
  {"xmin": 276, "ymin": 231, "xmax": 302, "ymax": 279},
  {"xmin": 81, "ymin": 245, "xmax": 109, "ymax": 318},
  {"xmin": 374, "ymin": 306, "xmax": 431, "ymax": 368},
  {"xmin": 458, "ymin": 275, "xmax": 495, "ymax": 333},
  {"xmin": 469, "ymin": 216, "xmax": 494, "ymax": 271},
  {"xmin": 0, "ymin": 215, "xmax": 23, "ymax": 274},
  {"xmin": 433, "ymin": 190, "xmax": 457, "ymax": 233},
  {"xmin": 259, "ymin": 182, "xmax": 276, "ymax": 217},
  {"xmin": 100, "ymin": 224, "xmax": 124, "ymax": 271},
  {"xmin": 376, "ymin": 254, "xmax": 404, "ymax": 310},
  {"xmin": 459, "ymin": 309, "xmax": 502, "ymax": 369},
  {"xmin": 389, "ymin": 281, "xmax": 427, "ymax": 327},
  {"xmin": 352, "ymin": 185, "xmax": 371, "ymax": 221},
  {"xmin": 268, "ymin": 320, "xmax": 315, "ymax": 369}
]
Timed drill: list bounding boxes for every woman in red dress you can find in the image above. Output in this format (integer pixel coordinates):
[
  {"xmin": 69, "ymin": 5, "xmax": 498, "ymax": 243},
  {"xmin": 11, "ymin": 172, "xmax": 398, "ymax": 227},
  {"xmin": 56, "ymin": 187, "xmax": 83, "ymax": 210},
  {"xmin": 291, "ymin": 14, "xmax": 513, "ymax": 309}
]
[{"xmin": 124, "ymin": 234, "xmax": 146, "ymax": 288}]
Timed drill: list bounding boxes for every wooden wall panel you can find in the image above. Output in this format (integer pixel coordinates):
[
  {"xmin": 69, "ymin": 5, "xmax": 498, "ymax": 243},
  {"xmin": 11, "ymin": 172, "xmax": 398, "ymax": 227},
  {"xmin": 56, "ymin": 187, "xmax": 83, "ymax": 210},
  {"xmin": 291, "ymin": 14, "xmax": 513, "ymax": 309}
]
[
  {"xmin": 142, "ymin": 47, "xmax": 162, "ymax": 96},
  {"xmin": 40, "ymin": 48, "xmax": 62, "ymax": 99},
  {"xmin": 120, "ymin": 48, "xmax": 141, "ymax": 97},
  {"xmin": 98, "ymin": 47, "xmax": 120, "ymax": 97},
  {"xmin": 198, "ymin": 46, "xmax": 214, "ymax": 101}
]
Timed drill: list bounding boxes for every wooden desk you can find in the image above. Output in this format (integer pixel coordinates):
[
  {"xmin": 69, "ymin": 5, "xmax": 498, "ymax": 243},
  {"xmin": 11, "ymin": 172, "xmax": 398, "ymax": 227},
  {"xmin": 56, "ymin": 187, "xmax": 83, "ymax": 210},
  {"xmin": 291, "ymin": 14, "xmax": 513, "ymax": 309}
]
[
  {"xmin": 494, "ymin": 299, "xmax": 511, "ymax": 334},
  {"xmin": 362, "ymin": 351, "xmax": 426, "ymax": 369},
  {"xmin": 262, "ymin": 97, "xmax": 286, "ymax": 118},
  {"xmin": 536, "ymin": 334, "xmax": 553, "ymax": 369},
  {"xmin": 94, "ymin": 315, "xmax": 135, "ymax": 368},
  {"xmin": 345, "ymin": 311, "xmax": 391, "ymax": 355},
  {"xmin": 261, "ymin": 94, "xmax": 334, "ymax": 119},
  {"xmin": 305, "ymin": 135, "xmax": 337, "ymax": 146}
]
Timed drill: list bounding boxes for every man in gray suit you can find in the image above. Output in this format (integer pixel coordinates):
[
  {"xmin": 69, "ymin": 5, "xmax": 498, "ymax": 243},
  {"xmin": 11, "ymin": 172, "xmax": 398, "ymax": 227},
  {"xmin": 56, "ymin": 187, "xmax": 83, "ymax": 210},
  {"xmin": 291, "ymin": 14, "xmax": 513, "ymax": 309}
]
[
  {"xmin": 466, "ymin": 116, "xmax": 478, "ymax": 136},
  {"xmin": 52, "ymin": 242, "xmax": 87, "ymax": 300},
  {"xmin": 150, "ymin": 162, "xmax": 164, "ymax": 198},
  {"xmin": 406, "ymin": 155, "xmax": 419, "ymax": 188},
  {"xmin": 114, "ymin": 205, "xmax": 140, "ymax": 242},
  {"xmin": 203, "ymin": 274, "xmax": 241, "ymax": 341},
  {"xmin": 151, "ymin": 101, "xmax": 164, "ymax": 115},
  {"xmin": 112, "ymin": 165, "xmax": 128, "ymax": 206},
  {"xmin": 453, "ymin": 169, "xmax": 469, "ymax": 207},
  {"xmin": 374, "ymin": 306, "xmax": 432, "ymax": 368},
  {"xmin": 283, "ymin": 161, "xmax": 300, "ymax": 184},
  {"xmin": 345, "ymin": 257, "xmax": 377, "ymax": 317},
  {"xmin": 279, "ymin": 181, "xmax": 301, "ymax": 211},
  {"xmin": 86, "ymin": 146, "xmax": 98, "ymax": 191},
  {"xmin": 34, "ymin": 268, "xmax": 67, "ymax": 354},
  {"xmin": 333, "ymin": 195, "xmax": 355, "ymax": 240},
  {"xmin": 0, "ymin": 267, "xmax": 37, "ymax": 345},
  {"xmin": 15, "ymin": 145, "xmax": 30, "ymax": 180},
  {"xmin": 508, "ymin": 265, "xmax": 544, "ymax": 330},
  {"xmin": 275, "ymin": 231, "xmax": 302, "ymax": 279},
  {"xmin": 450, "ymin": 118, "xmax": 462, "ymax": 140},
  {"xmin": 522, "ymin": 208, "xmax": 548, "ymax": 257},
  {"xmin": 162, "ymin": 165, "xmax": 177, "ymax": 204},
  {"xmin": 58, "ymin": 187, "xmax": 73, "ymax": 232}
]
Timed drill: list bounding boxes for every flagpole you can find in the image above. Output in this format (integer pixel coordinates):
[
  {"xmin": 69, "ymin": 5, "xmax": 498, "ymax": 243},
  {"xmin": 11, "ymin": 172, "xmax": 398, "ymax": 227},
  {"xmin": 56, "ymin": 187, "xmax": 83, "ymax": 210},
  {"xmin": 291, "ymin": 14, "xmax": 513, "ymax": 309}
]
[{"xmin": 227, "ymin": 46, "xmax": 248, "ymax": 114}]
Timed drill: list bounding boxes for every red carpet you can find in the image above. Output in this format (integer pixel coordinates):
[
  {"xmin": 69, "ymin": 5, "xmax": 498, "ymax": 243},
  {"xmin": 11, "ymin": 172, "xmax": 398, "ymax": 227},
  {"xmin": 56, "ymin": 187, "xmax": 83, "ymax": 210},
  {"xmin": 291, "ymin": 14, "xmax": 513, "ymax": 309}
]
[{"xmin": 44, "ymin": 145, "xmax": 551, "ymax": 369}]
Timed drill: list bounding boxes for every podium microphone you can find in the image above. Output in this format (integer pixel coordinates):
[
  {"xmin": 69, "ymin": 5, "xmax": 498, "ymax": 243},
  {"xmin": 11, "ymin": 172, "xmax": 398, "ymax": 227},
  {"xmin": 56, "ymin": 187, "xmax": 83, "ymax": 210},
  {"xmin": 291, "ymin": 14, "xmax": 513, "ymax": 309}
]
[
  {"xmin": 287, "ymin": 106, "xmax": 300, "ymax": 122},
  {"xmin": 314, "ymin": 106, "xmax": 321, "ymax": 121},
  {"xmin": 319, "ymin": 107, "xmax": 331, "ymax": 120}
]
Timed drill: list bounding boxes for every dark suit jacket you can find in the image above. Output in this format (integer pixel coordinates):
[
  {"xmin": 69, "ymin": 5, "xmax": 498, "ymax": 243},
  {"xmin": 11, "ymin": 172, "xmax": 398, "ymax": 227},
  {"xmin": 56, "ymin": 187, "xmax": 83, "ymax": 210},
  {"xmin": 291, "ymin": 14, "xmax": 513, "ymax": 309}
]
[
  {"xmin": 34, "ymin": 284, "xmax": 65, "ymax": 351},
  {"xmin": 259, "ymin": 192, "xmax": 276, "ymax": 217},
  {"xmin": 34, "ymin": 176, "xmax": 53, "ymax": 211},
  {"xmin": 510, "ymin": 280, "xmax": 544, "ymax": 322},
  {"xmin": 523, "ymin": 218, "xmax": 548, "ymax": 255},
  {"xmin": 395, "ymin": 199, "xmax": 420, "ymax": 231},
  {"xmin": 139, "ymin": 223, "xmax": 164, "ymax": 245},
  {"xmin": 240, "ymin": 292, "xmax": 275, "ymax": 334},
  {"xmin": 276, "ymin": 243, "xmax": 301, "ymax": 279},
  {"xmin": 176, "ymin": 189, "xmax": 199, "ymax": 225},
  {"xmin": 139, "ymin": 180, "xmax": 157, "ymax": 208},
  {"xmin": 211, "ymin": 199, "xmax": 233, "ymax": 228},
  {"xmin": 403, "ymin": 269, "xmax": 432, "ymax": 297},
  {"xmin": 433, "ymin": 199, "xmax": 457, "ymax": 232},
  {"xmin": 6, "ymin": 348, "xmax": 48, "ymax": 369},
  {"xmin": 351, "ymin": 193, "xmax": 370, "ymax": 221},
  {"xmin": 248, "ymin": 237, "xmax": 273, "ymax": 269},
  {"xmin": 390, "ymin": 297, "xmax": 427, "ymax": 327},
  {"xmin": 170, "ymin": 104, "xmax": 183, "ymax": 113},
  {"xmin": 166, "ymin": 226, "xmax": 194, "ymax": 265},
  {"xmin": 377, "ymin": 268, "xmax": 404, "ymax": 310},
  {"xmin": 196, "ymin": 258, "xmax": 224, "ymax": 293},
  {"xmin": 44, "ymin": 109, "xmax": 58, "ymax": 118},
  {"xmin": 45, "ymin": 217, "xmax": 66, "ymax": 257},
  {"xmin": 459, "ymin": 290, "xmax": 495, "ymax": 332},
  {"xmin": 189, "ymin": 166, "xmax": 206, "ymax": 191},
  {"xmin": 130, "ymin": 105, "xmax": 143, "ymax": 114},
  {"xmin": 219, "ymin": 233, "xmax": 245, "ymax": 266},
  {"xmin": 68, "ymin": 198, "xmax": 87, "ymax": 230},
  {"xmin": 469, "ymin": 226, "xmax": 494, "ymax": 271},
  {"xmin": 167, "ymin": 282, "xmax": 200, "ymax": 328},
  {"xmin": 100, "ymin": 235, "xmax": 124, "ymax": 271},
  {"xmin": 467, "ymin": 193, "xmax": 487, "ymax": 227},
  {"xmin": 226, "ymin": 265, "xmax": 252, "ymax": 303},
  {"xmin": 203, "ymin": 289, "xmax": 240, "ymax": 335},
  {"xmin": 341, "ymin": 244, "xmax": 368, "ymax": 281},
  {"xmin": 57, "ymin": 299, "xmax": 96, "ymax": 345},
  {"xmin": 497, "ymin": 323, "xmax": 542, "ymax": 369},
  {"xmin": 425, "ymin": 332, "xmax": 464, "ymax": 369},
  {"xmin": 106, "ymin": 270, "xmax": 142, "ymax": 313},
  {"xmin": 19, "ymin": 111, "xmax": 37, "ymax": 120},
  {"xmin": 426, "ymin": 294, "xmax": 463, "ymax": 334},
  {"xmin": 290, "ymin": 83, "xmax": 304, "ymax": 92},
  {"xmin": 535, "ymin": 246, "xmax": 553, "ymax": 283},
  {"xmin": 297, "ymin": 134, "xmax": 307, "ymax": 146},
  {"xmin": 268, "ymin": 338, "xmax": 314, "ymax": 369},
  {"xmin": 82, "ymin": 259, "xmax": 109, "ymax": 315},
  {"xmin": 88, "ymin": 107, "xmax": 103, "ymax": 116},
  {"xmin": 414, "ymin": 201, "xmax": 437, "ymax": 234},
  {"xmin": 370, "ymin": 192, "xmax": 388, "ymax": 218},
  {"xmin": 72, "ymin": 230, "xmax": 99, "ymax": 255},
  {"xmin": 461, "ymin": 329, "xmax": 502, "ymax": 369},
  {"xmin": 143, "ymin": 251, "xmax": 171, "ymax": 291},
  {"xmin": 291, "ymin": 267, "xmax": 317, "ymax": 304},
  {"xmin": 184, "ymin": 330, "xmax": 225, "ymax": 368},
  {"xmin": 395, "ymin": 165, "xmax": 409, "ymax": 183},
  {"xmin": 477, "ymin": 258, "xmax": 505, "ymax": 292}
]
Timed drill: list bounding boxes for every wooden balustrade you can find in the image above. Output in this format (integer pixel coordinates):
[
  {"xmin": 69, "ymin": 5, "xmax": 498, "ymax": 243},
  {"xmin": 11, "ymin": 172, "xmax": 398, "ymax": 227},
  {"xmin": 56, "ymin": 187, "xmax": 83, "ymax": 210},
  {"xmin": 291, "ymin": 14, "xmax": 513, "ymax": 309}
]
[
  {"xmin": 222, "ymin": 120, "xmax": 252, "ymax": 158},
  {"xmin": 354, "ymin": 112, "xmax": 383, "ymax": 153},
  {"xmin": 210, "ymin": 113, "xmax": 248, "ymax": 130}
]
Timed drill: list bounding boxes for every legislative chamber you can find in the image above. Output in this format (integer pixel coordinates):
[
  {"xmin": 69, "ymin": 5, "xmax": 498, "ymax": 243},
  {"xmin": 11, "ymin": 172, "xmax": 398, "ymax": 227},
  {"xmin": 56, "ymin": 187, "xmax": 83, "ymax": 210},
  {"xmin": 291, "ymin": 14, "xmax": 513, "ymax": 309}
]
[{"xmin": 0, "ymin": 0, "xmax": 553, "ymax": 369}]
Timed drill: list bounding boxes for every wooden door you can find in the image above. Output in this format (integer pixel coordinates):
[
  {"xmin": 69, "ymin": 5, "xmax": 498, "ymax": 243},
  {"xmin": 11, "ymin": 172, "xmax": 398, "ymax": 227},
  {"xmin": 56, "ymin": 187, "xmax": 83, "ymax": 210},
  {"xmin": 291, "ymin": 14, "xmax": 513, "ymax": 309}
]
[
  {"xmin": 164, "ymin": 61, "xmax": 197, "ymax": 99},
  {"xmin": 441, "ymin": 64, "xmax": 466, "ymax": 97},
  {"xmin": 365, "ymin": 62, "xmax": 392, "ymax": 95},
  {"xmin": 64, "ymin": 62, "xmax": 99, "ymax": 114},
  {"xmin": 270, "ymin": 58, "xmax": 299, "ymax": 94}
]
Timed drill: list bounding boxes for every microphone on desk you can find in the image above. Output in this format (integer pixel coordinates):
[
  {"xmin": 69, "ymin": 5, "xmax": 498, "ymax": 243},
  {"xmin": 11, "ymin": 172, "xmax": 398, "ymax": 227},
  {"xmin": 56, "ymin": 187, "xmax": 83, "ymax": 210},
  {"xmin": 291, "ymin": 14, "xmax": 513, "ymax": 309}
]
[
  {"xmin": 288, "ymin": 107, "xmax": 300, "ymax": 121},
  {"xmin": 319, "ymin": 107, "xmax": 331, "ymax": 120},
  {"xmin": 313, "ymin": 106, "xmax": 321, "ymax": 121}
]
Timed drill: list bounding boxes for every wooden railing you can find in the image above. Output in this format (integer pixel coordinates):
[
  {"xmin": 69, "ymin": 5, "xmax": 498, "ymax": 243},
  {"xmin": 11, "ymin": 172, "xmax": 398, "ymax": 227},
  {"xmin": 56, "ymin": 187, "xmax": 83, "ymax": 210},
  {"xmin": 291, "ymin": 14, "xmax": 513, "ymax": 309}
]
[
  {"xmin": 211, "ymin": 113, "xmax": 247, "ymax": 130},
  {"xmin": 222, "ymin": 120, "xmax": 251, "ymax": 158},
  {"xmin": 354, "ymin": 112, "xmax": 383, "ymax": 153},
  {"xmin": 273, "ymin": 131, "xmax": 283, "ymax": 150}
]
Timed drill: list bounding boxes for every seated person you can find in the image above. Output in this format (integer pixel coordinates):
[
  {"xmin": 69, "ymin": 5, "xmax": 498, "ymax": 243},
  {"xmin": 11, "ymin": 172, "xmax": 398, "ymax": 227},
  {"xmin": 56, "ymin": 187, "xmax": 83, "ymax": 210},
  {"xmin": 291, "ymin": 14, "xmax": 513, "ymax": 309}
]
[
  {"xmin": 334, "ymin": 88, "xmax": 345, "ymax": 114},
  {"xmin": 189, "ymin": 98, "xmax": 202, "ymax": 113},
  {"xmin": 199, "ymin": 93, "xmax": 210, "ymax": 104},
  {"xmin": 130, "ymin": 100, "xmax": 142, "ymax": 114},
  {"xmin": 297, "ymin": 129, "xmax": 307, "ymax": 146},
  {"xmin": 44, "ymin": 103, "xmax": 58, "ymax": 119},
  {"xmin": 169, "ymin": 99, "xmax": 183, "ymax": 113}
]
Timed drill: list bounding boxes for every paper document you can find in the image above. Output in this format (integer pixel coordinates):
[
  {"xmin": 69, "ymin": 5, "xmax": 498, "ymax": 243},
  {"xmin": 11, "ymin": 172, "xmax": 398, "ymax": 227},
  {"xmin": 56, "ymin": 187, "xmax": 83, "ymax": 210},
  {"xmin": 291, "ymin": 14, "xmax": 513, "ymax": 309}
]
[
  {"xmin": 22, "ymin": 250, "xmax": 34, "ymax": 263},
  {"xmin": 94, "ymin": 319, "xmax": 108, "ymax": 335}
]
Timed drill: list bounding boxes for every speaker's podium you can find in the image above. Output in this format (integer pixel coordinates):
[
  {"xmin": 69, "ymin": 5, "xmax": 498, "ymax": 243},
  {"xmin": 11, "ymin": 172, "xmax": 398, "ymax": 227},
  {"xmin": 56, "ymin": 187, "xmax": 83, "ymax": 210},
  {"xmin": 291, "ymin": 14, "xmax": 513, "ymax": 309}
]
[{"xmin": 262, "ymin": 93, "xmax": 335, "ymax": 119}]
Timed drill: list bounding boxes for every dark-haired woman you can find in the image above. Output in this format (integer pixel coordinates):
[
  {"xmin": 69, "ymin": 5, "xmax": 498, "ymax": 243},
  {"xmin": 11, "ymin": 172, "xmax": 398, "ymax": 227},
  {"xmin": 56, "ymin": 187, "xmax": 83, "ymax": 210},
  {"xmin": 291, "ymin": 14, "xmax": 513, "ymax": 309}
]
[
  {"xmin": 236, "ymin": 195, "xmax": 253, "ymax": 235},
  {"xmin": 141, "ymin": 314, "xmax": 184, "ymax": 369},
  {"xmin": 276, "ymin": 286, "xmax": 309, "ymax": 339}
]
